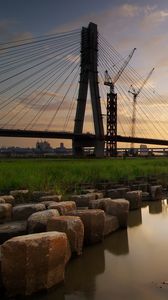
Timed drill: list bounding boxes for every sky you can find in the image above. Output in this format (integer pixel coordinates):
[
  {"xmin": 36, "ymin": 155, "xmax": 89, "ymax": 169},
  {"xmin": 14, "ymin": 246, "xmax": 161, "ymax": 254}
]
[{"xmin": 1, "ymin": 0, "xmax": 168, "ymax": 148}]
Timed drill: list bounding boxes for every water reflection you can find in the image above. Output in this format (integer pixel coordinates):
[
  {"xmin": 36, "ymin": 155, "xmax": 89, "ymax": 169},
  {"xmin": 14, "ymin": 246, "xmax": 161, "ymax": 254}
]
[
  {"xmin": 149, "ymin": 201, "xmax": 162, "ymax": 214},
  {"xmin": 128, "ymin": 209, "xmax": 142, "ymax": 227},
  {"xmin": 64, "ymin": 243, "xmax": 105, "ymax": 299},
  {"xmin": 105, "ymin": 229, "xmax": 129, "ymax": 255},
  {"xmin": 161, "ymin": 199, "xmax": 168, "ymax": 215},
  {"xmin": 141, "ymin": 201, "xmax": 149, "ymax": 208}
]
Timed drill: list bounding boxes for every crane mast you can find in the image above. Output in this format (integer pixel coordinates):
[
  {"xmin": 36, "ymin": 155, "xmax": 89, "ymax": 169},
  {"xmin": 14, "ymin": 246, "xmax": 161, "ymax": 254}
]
[
  {"xmin": 128, "ymin": 67, "xmax": 154, "ymax": 151},
  {"xmin": 104, "ymin": 48, "xmax": 136, "ymax": 157}
]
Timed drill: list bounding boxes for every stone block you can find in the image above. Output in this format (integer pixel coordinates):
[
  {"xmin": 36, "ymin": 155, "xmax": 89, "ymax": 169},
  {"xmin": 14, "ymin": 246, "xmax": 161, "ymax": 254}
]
[
  {"xmin": 142, "ymin": 192, "xmax": 150, "ymax": 201},
  {"xmin": 150, "ymin": 185, "xmax": 163, "ymax": 201},
  {"xmin": 116, "ymin": 187, "xmax": 130, "ymax": 198},
  {"xmin": 39, "ymin": 195, "xmax": 62, "ymax": 202},
  {"xmin": 1, "ymin": 232, "xmax": 70, "ymax": 296},
  {"xmin": 68, "ymin": 209, "xmax": 105, "ymax": 244},
  {"xmin": 1, "ymin": 196, "xmax": 15, "ymax": 206},
  {"xmin": 93, "ymin": 192, "xmax": 104, "ymax": 199},
  {"xmin": 126, "ymin": 190, "xmax": 142, "ymax": 210},
  {"xmin": 0, "ymin": 221, "xmax": 27, "ymax": 244},
  {"xmin": 0, "ymin": 198, "xmax": 5, "ymax": 204},
  {"xmin": 103, "ymin": 214, "xmax": 119, "ymax": 236},
  {"xmin": 13, "ymin": 203, "xmax": 45, "ymax": 221},
  {"xmin": 102, "ymin": 199, "xmax": 129, "ymax": 228},
  {"xmin": 41, "ymin": 201, "xmax": 59, "ymax": 209},
  {"xmin": 105, "ymin": 189, "xmax": 120, "ymax": 199},
  {"xmin": 88, "ymin": 199, "xmax": 104, "ymax": 209},
  {"xmin": 47, "ymin": 201, "xmax": 76, "ymax": 215},
  {"xmin": 10, "ymin": 190, "xmax": 30, "ymax": 203},
  {"xmin": 70, "ymin": 193, "xmax": 96, "ymax": 207},
  {"xmin": 88, "ymin": 198, "xmax": 111, "ymax": 209},
  {"xmin": 32, "ymin": 191, "xmax": 54, "ymax": 201},
  {"xmin": 27, "ymin": 209, "xmax": 60, "ymax": 234},
  {"xmin": 47, "ymin": 216, "xmax": 84, "ymax": 255},
  {"xmin": 138, "ymin": 183, "xmax": 149, "ymax": 192},
  {"xmin": 0, "ymin": 204, "xmax": 12, "ymax": 224}
]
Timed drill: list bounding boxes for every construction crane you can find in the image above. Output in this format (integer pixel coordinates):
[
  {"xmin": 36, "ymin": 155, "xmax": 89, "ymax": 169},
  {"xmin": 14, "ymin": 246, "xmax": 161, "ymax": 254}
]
[
  {"xmin": 104, "ymin": 48, "xmax": 136, "ymax": 157},
  {"xmin": 128, "ymin": 67, "xmax": 154, "ymax": 150},
  {"xmin": 104, "ymin": 48, "xmax": 136, "ymax": 92}
]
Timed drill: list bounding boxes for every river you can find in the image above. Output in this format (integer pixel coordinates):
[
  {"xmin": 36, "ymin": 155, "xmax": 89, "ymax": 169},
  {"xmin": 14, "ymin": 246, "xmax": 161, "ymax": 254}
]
[
  {"xmin": 3, "ymin": 200, "xmax": 168, "ymax": 300},
  {"xmin": 24, "ymin": 200, "xmax": 168, "ymax": 300}
]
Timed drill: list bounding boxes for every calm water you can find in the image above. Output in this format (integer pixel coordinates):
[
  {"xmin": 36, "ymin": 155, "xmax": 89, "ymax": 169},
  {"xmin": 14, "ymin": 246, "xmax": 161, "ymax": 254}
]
[{"xmin": 4, "ymin": 200, "xmax": 168, "ymax": 300}]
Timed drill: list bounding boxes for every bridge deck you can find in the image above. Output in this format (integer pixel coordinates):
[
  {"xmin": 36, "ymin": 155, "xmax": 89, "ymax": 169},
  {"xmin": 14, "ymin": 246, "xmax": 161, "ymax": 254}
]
[{"xmin": 0, "ymin": 129, "xmax": 168, "ymax": 146}]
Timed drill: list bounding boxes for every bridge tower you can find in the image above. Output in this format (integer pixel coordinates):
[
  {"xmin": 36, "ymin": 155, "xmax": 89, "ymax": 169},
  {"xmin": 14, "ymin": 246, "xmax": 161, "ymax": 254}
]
[{"xmin": 73, "ymin": 22, "xmax": 104, "ymax": 157}]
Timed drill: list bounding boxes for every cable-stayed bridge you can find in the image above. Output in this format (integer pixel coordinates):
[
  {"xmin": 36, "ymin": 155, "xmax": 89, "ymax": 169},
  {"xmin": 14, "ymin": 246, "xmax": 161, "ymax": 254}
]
[{"xmin": 0, "ymin": 22, "xmax": 168, "ymax": 157}]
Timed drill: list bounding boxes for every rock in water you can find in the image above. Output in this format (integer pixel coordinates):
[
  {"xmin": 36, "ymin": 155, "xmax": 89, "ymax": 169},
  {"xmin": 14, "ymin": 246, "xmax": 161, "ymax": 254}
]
[
  {"xmin": 47, "ymin": 216, "xmax": 84, "ymax": 255},
  {"xmin": 1, "ymin": 232, "xmax": 70, "ymax": 296},
  {"xmin": 13, "ymin": 203, "xmax": 45, "ymax": 221},
  {"xmin": 0, "ymin": 204, "xmax": 12, "ymax": 224},
  {"xmin": 27, "ymin": 209, "xmax": 60, "ymax": 233}
]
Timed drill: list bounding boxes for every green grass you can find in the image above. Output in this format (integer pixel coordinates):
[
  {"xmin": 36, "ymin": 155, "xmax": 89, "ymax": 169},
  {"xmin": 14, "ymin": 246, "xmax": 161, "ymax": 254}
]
[{"xmin": 0, "ymin": 157, "xmax": 168, "ymax": 194}]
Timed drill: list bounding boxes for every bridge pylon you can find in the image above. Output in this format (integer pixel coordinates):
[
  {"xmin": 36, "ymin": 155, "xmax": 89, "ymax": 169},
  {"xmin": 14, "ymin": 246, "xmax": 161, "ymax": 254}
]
[{"xmin": 73, "ymin": 22, "xmax": 104, "ymax": 157}]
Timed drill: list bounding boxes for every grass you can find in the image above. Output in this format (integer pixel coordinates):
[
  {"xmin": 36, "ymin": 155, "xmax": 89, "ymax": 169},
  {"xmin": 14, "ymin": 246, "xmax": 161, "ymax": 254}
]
[{"xmin": 0, "ymin": 157, "xmax": 168, "ymax": 194}]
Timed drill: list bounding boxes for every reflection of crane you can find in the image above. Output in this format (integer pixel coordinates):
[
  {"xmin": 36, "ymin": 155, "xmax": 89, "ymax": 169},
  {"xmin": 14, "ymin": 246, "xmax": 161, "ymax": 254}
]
[
  {"xmin": 128, "ymin": 67, "xmax": 154, "ymax": 149},
  {"xmin": 104, "ymin": 48, "xmax": 136, "ymax": 157}
]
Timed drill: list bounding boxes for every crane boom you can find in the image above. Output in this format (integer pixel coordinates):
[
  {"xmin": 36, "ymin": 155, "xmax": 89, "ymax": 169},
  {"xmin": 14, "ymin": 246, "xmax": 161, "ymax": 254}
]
[
  {"xmin": 113, "ymin": 48, "xmax": 136, "ymax": 84},
  {"xmin": 136, "ymin": 67, "xmax": 155, "ymax": 96},
  {"xmin": 128, "ymin": 67, "xmax": 155, "ymax": 151},
  {"xmin": 104, "ymin": 48, "xmax": 136, "ymax": 91}
]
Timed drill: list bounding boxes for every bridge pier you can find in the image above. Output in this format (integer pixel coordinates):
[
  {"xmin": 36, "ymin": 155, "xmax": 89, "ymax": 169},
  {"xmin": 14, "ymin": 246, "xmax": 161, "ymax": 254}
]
[
  {"xmin": 73, "ymin": 22, "xmax": 104, "ymax": 158},
  {"xmin": 72, "ymin": 138, "xmax": 104, "ymax": 157}
]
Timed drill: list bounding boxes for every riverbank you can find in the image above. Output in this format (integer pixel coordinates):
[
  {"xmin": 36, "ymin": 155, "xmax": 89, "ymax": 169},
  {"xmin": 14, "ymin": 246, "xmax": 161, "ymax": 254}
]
[{"xmin": 1, "ymin": 157, "xmax": 168, "ymax": 194}]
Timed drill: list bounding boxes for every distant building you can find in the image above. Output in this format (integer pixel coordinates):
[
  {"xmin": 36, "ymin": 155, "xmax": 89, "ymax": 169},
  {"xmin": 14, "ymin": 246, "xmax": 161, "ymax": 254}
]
[
  {"xmin": 36, "ymin": 140, "xmax": 52, "ymax": 153},
  {"xmin": 55, "ymin": 142, "xmax": 71, "ymax": 155},
  {"xmin": 140, "ymin": 144, "xmax": 148, "ymax": 156}
]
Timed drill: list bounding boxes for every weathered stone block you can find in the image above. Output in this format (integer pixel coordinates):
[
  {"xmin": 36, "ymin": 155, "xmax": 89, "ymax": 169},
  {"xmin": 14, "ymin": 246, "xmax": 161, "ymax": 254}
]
[
  {"xmin": 93, "ymin": 192, "xmax": 104, "ymax": 199},
  {"xmin": 68, "ymin": 209, "xmax": 105, "ymax": 244},
  {"xmin": 0, "ymin": 221, "xmax": 27, "ymax": 244},
  {"xmin": 1, "ymin": 232, "xmax": 70, "ymax": 296},
  {"xmin": 32, "ymin": 191, "xmax": 54, "ymax": 201},
  {"xmin": 103, "ymin": 214, "xmax": 119, "ymax": 236},
  {"xmin": 105, "ymin": 189, "xmax": 120, "ymax": 199},
  {"xmin": 13, "ymin": 203, "xmax": 45, "ymax": 221},
  {"xmin": 142, "ymin": 192, "xmax": 150, "ymax": 201},
  {"xmin": 39, "ymin": 195, "xmax": 62, "ymax": 202},
  {"xmin": 47, "ymin": 201, "xmax": 76, "ymax": 215},
  {"xmin": 138, "ymin": 183, "xmax": 149, "ymax": 192},
  {"xmin": 116, "ymin": 187, "xmax": 130, "ymax": 198},
  {"xmin": 47, "ymin": 216, "xmax": 84, "ymax": 255},
  {"xmin": 88, "ymin": 198, "xmax": 111, "ymax": 209},
  {"xmin": 150, "ymin": 185, "xmax": 163, "ymax": 201},
  {"xmin": 0, "ymin": 204, "xmax": 12, "ymax": 224},
  {"xmin": 102, "ymin": 199, "xmax": 129, "ymax": 228},
  {"xmin": 0, "ymin": 198, "xmax": 5, "ymax": 204},
  {"xmin": 1, "ymin": 196, "xmax": 15, "ymax": 206},
  {"xmin": 126, "ymin": 190, "xmax": 142, "ymax": 210},
  {"xmin": 88, "ymin": 199, "xmax": 104, "ymax": 209},
  {"xmin": 41, "ymin": 201, "xmax": 59, "ymax": 209},
  {"xmin": 70, "ymin": 193, "xmax": 96, "ymax": 207},
  {"xmin": 0, "ymin": 245, "xmax": 2, "ymax": 291},
  {"xmin": 27, "ymin": 209, "xmax": 60, "ymax": 234},
  {"xmin": 10, "ymin": 190, "xmax": 30, "ymax": 203}
]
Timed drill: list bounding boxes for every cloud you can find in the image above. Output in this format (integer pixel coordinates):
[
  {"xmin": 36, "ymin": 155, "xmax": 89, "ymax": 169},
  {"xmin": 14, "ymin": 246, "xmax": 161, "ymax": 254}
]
[
  {"xmin": 119, "ymin": 4, "xmax": 140, "ymax": 17},
  {"xmin": 141, "ymin": 9, "xmax": 168, "ymax": 30}
]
